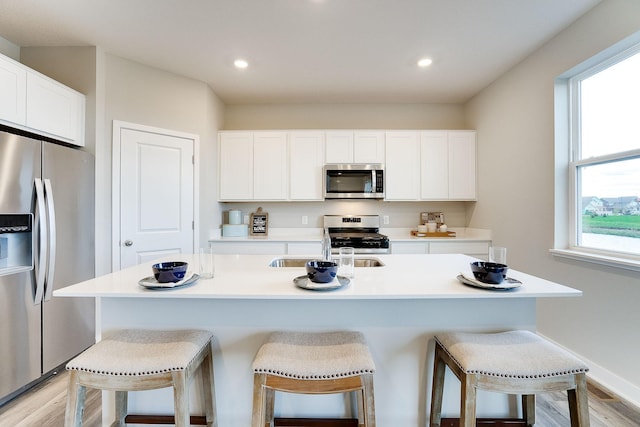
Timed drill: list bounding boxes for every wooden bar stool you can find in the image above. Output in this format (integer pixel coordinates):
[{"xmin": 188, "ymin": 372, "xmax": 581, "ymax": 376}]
[
  {"xmin": 430, "ymin": 330, "xmax": 590, "ymax": 427},
  {"xmin": 64, "ymin": 329, "xmax": 217, "ymax": 427},
  {"xmin": 251, "ymin": 331, "xmax": 376, "ymax": 427}
]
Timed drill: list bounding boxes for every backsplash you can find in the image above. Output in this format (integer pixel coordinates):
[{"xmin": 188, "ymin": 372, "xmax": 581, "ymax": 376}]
[{"xmin": 218, "ymin": 200, "xmax": 471, "ymax": 229}]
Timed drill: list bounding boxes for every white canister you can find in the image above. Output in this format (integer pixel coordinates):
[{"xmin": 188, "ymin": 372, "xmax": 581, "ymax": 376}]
[{"xmin": 228, "ymin": 210, "xmax": 242, "ymax": 225}]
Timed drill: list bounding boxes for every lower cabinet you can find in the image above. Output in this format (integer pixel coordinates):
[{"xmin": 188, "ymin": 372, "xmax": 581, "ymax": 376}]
[
  {"xmin": 210, "ymin": 241, "xmax": 287, "ymax": 255},
  {"xmin": 391, "ymin": 240, "xmax": 489, "ymax": 258}
]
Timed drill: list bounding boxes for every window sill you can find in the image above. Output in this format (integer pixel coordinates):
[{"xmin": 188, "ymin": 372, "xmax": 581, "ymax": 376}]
[{"xmin": 550, "ymin": 249, "xmax": 640, "ymax": 272}]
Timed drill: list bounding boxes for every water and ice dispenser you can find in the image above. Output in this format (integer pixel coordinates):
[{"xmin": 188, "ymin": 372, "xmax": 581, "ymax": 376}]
[{"xmin": 0, "ymin": 214, "xmax": 33, "ymax": 275}]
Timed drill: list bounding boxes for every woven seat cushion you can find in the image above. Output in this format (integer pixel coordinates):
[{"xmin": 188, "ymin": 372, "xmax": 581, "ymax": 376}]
[
  {"xmin": 66, "ymin": 329, "xmax": 212, "ymax": 376},
  {"xmin": 435, "ymin": 330, "xmax": 588, "ymax": 379},
  {"xmin": 252, "ymin": 331, "xmax": 375, "ymax": 380}
]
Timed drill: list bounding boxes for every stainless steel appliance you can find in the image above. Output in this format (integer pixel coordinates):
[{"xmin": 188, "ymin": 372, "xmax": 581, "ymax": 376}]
[
  {"xmin": 323, "ymin": 164, "xmax": 385, "ymax": 199},
  {"xmin": 324, "ymin": 215, "xmax": 390, "ymax": 254},
  {"xmin": 0, "ymin": 129, "xmax": 95, "ymax": 405}
]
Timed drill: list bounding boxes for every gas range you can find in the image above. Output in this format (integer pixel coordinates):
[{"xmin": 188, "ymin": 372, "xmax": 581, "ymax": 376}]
[{"xmin": 323, "ymin": 215, "xmax": 390, "ymax": 254}]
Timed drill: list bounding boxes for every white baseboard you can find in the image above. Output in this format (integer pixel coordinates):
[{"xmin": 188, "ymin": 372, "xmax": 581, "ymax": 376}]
[{"xmin": 538, "ymin": 333, "xmax": 640, "ymax": 408}]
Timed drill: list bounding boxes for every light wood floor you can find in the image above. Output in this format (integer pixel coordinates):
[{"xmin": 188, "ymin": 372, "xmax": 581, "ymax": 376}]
[{"xmin": 1, "ymin": 370, "xmax": 639, "ymax": 426}]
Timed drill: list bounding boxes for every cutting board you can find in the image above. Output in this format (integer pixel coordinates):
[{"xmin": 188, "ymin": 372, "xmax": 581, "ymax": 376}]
[{"xmin": 411, "ymin": 230, "xmax": 456, "ymax": 238}]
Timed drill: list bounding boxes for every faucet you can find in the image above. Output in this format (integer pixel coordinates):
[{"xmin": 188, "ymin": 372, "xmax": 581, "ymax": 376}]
[{"xmin": 322, "ymin": 227, "xmax": 332, "ymax": 261}]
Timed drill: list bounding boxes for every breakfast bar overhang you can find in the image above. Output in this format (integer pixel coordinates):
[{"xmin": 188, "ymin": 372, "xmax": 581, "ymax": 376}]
[{"xmin": 54, "ymin": 253, "xmax": 582, "ymax": 427}]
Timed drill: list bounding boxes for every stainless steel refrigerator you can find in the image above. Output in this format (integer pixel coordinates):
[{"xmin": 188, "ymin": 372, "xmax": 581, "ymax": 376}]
[{"xmin": 0, "ymin": 129, "xmax": 95, "ymax": 405}]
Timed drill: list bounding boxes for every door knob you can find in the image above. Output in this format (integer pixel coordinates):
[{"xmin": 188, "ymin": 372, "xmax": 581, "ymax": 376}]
[{"xmin": 124, "ymin": 240, "xmax": 133, "ymax": 247}]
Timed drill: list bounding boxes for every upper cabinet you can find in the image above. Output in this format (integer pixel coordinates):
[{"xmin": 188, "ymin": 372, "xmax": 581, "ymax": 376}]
[
  {"xmin": 0, "ymin": 53, "xmax": 85, "ymax": 146},
  {"xmin": 219, "ymin": 129, "xmax": 476, "ymax": 202},
  {"xmin": 219, "ymin": 132, "xmax": 254, "ymax": 200},
  {"xmin": 420, "ymin": 130, "xmax": 477, "ymax": 200},
  {"xmin": 218, "ymin": 131, "xmax": 288, "ymax": 201},
  {"xmin": 385, "ymin": 131, "xmax": 421, "ymax": 200},
  {"xmin": 289, "ymin": 131, "xmax": 324, "ymax": 201},
  {"xmin": 0, "ymin": 55, "xmax": 27, "ymax": 126},
  {"xmin": 325, "ymin": 130, "xmax": 385, "ymax": 164}
]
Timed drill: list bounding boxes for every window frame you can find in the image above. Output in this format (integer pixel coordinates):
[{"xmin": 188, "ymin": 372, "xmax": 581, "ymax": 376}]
[{"xmin": 552, "ymin": 34, "xmax": 640, "ymax": 272}]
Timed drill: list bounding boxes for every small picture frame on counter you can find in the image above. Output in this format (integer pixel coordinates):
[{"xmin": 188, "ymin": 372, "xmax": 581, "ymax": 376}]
[{"xmin": 250, "ymin": 207, "xmax": 268, "ymax": 237}]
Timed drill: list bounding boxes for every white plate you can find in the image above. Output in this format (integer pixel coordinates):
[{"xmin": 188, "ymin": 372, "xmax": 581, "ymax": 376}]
[
  {"xmin": 294, "ymin": 275, "xmax": 350, "ymax": 291},
  {"xmin": 139, "ymin": 273, "xmax": 200, "ymax": 290},
  {"xmin": 456, "ymin": 273, "xmax": 522, "ymax": 291}
]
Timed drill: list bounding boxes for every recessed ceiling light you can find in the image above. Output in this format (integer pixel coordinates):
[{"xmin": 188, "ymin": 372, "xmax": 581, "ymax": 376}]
[
  {"xmin": 234, "ymin": 59, "xmax": 248, "ymax": 69},
  {"xmin": 417, "ymin": 58, "xmax": 433, "ymax": 68}
]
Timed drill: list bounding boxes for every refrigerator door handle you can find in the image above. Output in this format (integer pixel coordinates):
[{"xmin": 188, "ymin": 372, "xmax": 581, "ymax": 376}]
[
  {"xmin": 34, "ymin": 178, "xmax": 47, "ymax": 305},
  {"xmin": 43, "ymin": 179, "xmax": 57, "ymax": 302}
]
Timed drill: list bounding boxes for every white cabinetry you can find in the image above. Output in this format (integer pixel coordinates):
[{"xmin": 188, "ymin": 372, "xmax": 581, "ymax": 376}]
[
  {"xmin": 420, "ymin": 130, "xmax": 476, "ymax": 200},
  {"xmin": 26, "ymin": 72, "xmax": 85, "ymax": 145},
  {"xmin": 253, "ymin": 132, "xmax": 288, "ymax": 200},
  {"xmin": 448, "ymin": 131, "xmax": 477, "ymax": 200},
  {"xmin": 385, "ymin": 131, "xmax": 420, "ymax": 200},
  {"xmin": 0, "ymin": 53, "xmax": 85, "ymax": 146},
  {"xmin": 390, "ymin": 240, "xmax": 489, "ymax": 256},
  {"xmin": 0, "ymin": 55, "xmax": 27, "ymax": 126},
  {"xmin": 325, "ymin": 130, "xmax": 385, "ymax": 164},
  {"xmin": 289, "ymin": 131, "xmax": 324, "ymax": 200},
  {"xmin": 219, "ymin": 132, "xmax": 254, "ymax": 200}
]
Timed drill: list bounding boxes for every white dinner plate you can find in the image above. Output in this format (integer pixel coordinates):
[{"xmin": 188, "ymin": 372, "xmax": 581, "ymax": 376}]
[
  {"xmin": 456, "ymin": 273, "xmax": 522, "ymax": 291},
  {"xmin": 139, "ymin": 273, "xmax": 200, "ymax": 290},
  {"xmin": 293, "ymin": 275, "xmax": 350, "ymax": 291}
]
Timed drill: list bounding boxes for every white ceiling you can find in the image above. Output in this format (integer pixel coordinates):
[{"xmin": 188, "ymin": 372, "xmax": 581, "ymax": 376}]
[{"xmin": 0, "ymin": 0, "xmax": 601, "ymax": 105}]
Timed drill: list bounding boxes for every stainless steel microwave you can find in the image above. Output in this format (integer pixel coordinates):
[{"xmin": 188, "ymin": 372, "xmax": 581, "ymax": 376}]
[{"xmin": 323, "ymin": 164, "xmax": 385, "ymax": 199}]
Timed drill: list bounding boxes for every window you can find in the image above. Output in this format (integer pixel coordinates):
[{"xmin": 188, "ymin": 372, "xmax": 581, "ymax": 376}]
[{"xmin": 564, "ymin": 43, "xmax": 640, "ymax": 267}]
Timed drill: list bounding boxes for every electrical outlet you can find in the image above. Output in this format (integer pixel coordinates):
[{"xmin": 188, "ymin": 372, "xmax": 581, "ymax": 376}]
[
  {"xmin": 302, "ymin": 215, "xmax": 308, "ymax": 225},
  {"xmin": 383, "ymin": 215, "xmax": 389, "ymax": 225}
]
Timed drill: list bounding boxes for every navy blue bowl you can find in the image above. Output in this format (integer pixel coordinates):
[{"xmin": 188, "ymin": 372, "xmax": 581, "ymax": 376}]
[
  {"xmin": 306, "ymin": 260, "xmax": 338, "ymax": 283},
  {"xmin": 152, "ymin": 261, "xmax": 188, "ymax": 283},
  {"xmin": 470, "ymin": 261, "xmax": 508, "ymax": 284}
]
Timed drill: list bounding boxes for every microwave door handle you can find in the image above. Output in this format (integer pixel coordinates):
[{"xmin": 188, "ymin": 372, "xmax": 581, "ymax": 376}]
[
  {"xmin": 34, "ymin": 178, "xmax": 47, "ymax": 305},
  {"xmin": 43, "ymin": 179, "xmax": 56, "ymax": 302},
  {"xmin": 371, "ymin": 170, "xmax": 376, "ymax": 193}
]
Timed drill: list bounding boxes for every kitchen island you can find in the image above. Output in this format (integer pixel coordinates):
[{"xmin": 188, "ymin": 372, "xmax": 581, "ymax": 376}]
[{"xmin": 55, "ymin": 253, "xmax": 581, "ymax": 427}]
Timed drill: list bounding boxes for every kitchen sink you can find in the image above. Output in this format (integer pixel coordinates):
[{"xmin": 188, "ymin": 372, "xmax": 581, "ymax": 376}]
[{"xmin": 268, "ymin": 257, "xmax": 385, "ymax": 268}]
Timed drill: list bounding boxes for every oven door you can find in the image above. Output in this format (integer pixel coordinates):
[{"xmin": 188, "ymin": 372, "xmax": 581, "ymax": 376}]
[{"xmin": 324, "ymin": 164, "xmax": 384, "ymax": 199}]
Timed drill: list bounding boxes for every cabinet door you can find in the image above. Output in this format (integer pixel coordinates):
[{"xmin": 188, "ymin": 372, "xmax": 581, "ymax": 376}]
[
  {"xmin": 354, "ymin": 131, "xmax": 385, "ymax": 163},
  {"xmin": 26, "ymin": 72, "xmax": 85, "ymax": 146},
  {"xmin": 420, "ymin": 131, "xmax": 449, "ymax": 199},
  {"xmin": 219, "ymin": 132, "xmax": 254, "ymax": 200},
  {"xmin": 448, "ymin": 131, "xmax": 477, "ymax": 200},
  {"xmin": 325, "ymin": 131, "xmax": 354, "ymax": 163},
  {"xmin": 290, "ymin": 131, "xmax": 324, "ymax": 200},
  {"xmin": 0, "ymin": 55, "xmax": 27, "ymax": 126},
  {"xmin": 391, "ymin": 242, "xmax": 428, "ymax": 254},
  {"xmin": 253, "ymin": 132, "xmax": 288, "ymax": 200},
  {"xmin": 385, "ymin": 131, "xmax": 420, "ymax": 200}
]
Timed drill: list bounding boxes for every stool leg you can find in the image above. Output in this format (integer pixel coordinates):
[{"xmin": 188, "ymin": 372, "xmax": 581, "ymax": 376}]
[
  {"xmin": 201, "ymin": 346, "xmax": 218, "ymax": 427},
  {"xmin": 430, "ymin": 344, "xmax": 446, "ymax": 427},
  {"xmin": 568, "ymin": 373, "xmax": 590, "ymax": 427},
  {"xmin": 114, "ymin": 391, "xmax": 128, "ymax": 426},
  {"xmin": 64, "ymin": 371, "xmax": 85, "ymax": 427},
  {"xmin": 173, "ymin": 370, "xmax": 190, "ymax": 427},
  {"xmin": 460, "ymin": 374, "xmax": 477, "ymax": 427},
  {"xmin": 252, "ymin": 373, "xmax": 268, "ymax": 427},
  {"xmin": 356, "ymin": 389, "xmax": 364, "ymax": 426},
  {"xmin": 521, "ymin": 394, "xmax": 535, "ymax": 426},
  {"xmin": 361, "ymin": 374, "xmax": 376, "ymax": 427}
]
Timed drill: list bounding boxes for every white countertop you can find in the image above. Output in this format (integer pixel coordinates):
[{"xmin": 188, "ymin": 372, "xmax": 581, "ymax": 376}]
[
  {"xmin": 55, "ymin": 253, "xmax": 580, "ymax": 300},
  {"xmin": 209, "ymin": 227, "xmax": 491, "ymax": 242}
]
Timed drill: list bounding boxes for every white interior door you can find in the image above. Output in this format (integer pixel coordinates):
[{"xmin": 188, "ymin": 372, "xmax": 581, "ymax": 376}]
[{"xmin": 115, "ymin": 123, "xmax": 196, "ymax": 269}]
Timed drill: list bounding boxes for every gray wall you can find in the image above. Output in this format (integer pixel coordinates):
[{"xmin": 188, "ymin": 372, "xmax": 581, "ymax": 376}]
[
  {"xmin": 465, "ymin": 0, "xmax": 640, "ymax": 403},
  {"xmin": 103, "ymin": 54, "xmax": 225, "ymax": 273}
]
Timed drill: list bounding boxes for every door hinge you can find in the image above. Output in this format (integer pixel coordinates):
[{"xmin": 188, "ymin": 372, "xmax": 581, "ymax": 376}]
[
  {"xmin": 192, "ymin": 155, "xmax": 195, "ymax": 164},
  {"xmin": 192, "ymin": 221, "xmax": 195, "ymax": 230}
]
